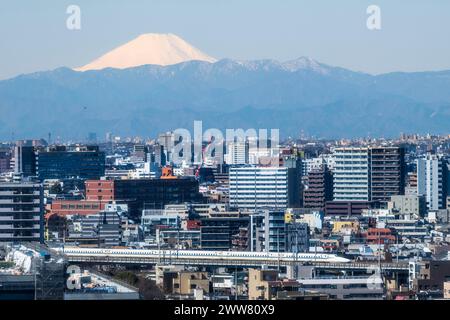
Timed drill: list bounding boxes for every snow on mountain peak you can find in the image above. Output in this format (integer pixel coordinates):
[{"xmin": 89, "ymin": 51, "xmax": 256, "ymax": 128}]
[
  {"xmin": 282, "ymin": 57, "xmax": 328, "ymax": 73},
  {"xmin": 74, "ymin": 33, "xmax": 217, "ymax": 72}
]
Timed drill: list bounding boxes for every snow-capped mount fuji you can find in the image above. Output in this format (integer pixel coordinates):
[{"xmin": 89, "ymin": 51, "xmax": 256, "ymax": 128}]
[{"xmin": 74, "ymin": 33, "xmax": 217, "ymax": 72}]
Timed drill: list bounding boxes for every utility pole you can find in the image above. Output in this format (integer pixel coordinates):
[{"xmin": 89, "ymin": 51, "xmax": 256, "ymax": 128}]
[
  {"xmin": 294, "ymin": 228, "xmax": 299, "ymax": 279},
  {"xmin": 378, "ymin": 229, "xmax": 382, "ymax": 282},
  {"xmin": 396, "ymin": 234, "xmax": 399, "ymax": 264},
  {"xmin": 277, "ymin": 228, "xmax": 281, "ymax": 272},
  {"xmin": 34, "ymin": 268, "xmax": 37, "ymax": 300},
  {"xmin": 176, "ymin": 219, "xmax": 180, "ymax": 260},
  {"xmin": 234, "ymin": 266, "xmax": 238, "ymax": 300},
  {"xmin": 212, "ymin": 267, "xmax": 216, "ymax": 300}
]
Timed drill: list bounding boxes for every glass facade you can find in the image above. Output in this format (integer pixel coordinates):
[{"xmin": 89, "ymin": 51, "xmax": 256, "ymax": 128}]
[{"xmin": 36, "ymin": 148, "xmax": 105, "ymax": 180}]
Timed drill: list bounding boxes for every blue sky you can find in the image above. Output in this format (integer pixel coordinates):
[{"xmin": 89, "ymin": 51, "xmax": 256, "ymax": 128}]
[{"xmin": 1, "ymin": 0, "xmax": 449, "ymax": 79}]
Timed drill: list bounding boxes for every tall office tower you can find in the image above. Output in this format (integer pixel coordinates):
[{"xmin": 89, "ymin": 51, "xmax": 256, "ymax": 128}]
[
  {"xmin": 0, "ymin": 149, "xmax": 12, "ymax": 174},
  {"xmin": 229, "ymin": 166, "xmax": 300, "ymax": 211},
  {"xmin": 333, "ymin": 148, "xmax": 370, "ymax": 201},
  {"xmin": 303, "ymin": 165, "xmax": 333, "ymax": 211},
  {"xmin": 0, "ymin": 182, "xmax": 44, "ymax": 243},
  {"xmin": 158, "ymin": 132, "xmax": 175, "ymax": 162},
  {"xmin": 36, "ymin": 145, "xmax": 105, "ymax": 180},
  {"xmin": 283, "ymin": 156, "xmax": 303, "ymax": 207},
  {"xmin": 152, "ymin": 144, "xmax": 166, "ymax": 166},
  {"xmin": 369, "ymin": 147, "xmax": 406, "ymax": 203},
  {"xmin": 225, "ymin": 141, "xmax": 248, "ymax": 165},
  {"xmin": 14, "ymin": 140, "xmax": 37, "ymax": 177},
  {"xmin": 417, "ymin": 153, "xmax": 448, "ymax": 210}
]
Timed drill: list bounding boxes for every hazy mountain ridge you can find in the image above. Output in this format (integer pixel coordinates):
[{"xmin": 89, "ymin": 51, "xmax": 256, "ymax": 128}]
[{"xmin": 0, "ymin": 58, "xmax": 449, "ymax": 140}]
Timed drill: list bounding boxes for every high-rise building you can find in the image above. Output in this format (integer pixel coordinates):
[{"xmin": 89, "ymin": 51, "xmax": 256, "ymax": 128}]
[
  {"xmin": 225, "ymin": 141, "xmax": 248, "ymax": 165},
  {"xmin": 36, "ymin": 145, "xmax": 105, "ymax": 180},
  {"xmin": 333, "ymin": 148, "xmax": 370, "ymax": 201},
  {"xmin": 417, "ymin": 153, "xmax": 448, "ymax": 210},
  {"xmin": 333, "ymin": 147, "xmax": 405, "ymax": 203},
  {"xmin": 369, "ymin": 147, "xmax": 406, "ymax": 203},
  {"xmin": 0, "ymin": 182, "xmax": 44, "ymax": 243},
  {"xmin": 0, "ymin": 149, "xmax": 12, "ymax": 174},
  {"xmin": 229, "ymin": 166, "xmax": 300, "ymax": 211},
  {"xmin": 283, "ymin": 157, "xmax": 303, "ymax": 207},
  {"xmin": 14, "ymin": 140, "xmax": 37, "ymax": 177},
  {"xmin": 157, "ymin": 132, "xmax": 175, "ymax": 163},
  {"xmin": 303, "ymin": 165, "xmax": 333, "ymax": 210},
  {"xmin": 152, "ymin": 144, "xmax": 166, "ymax": 167},
  {"xmin": 263, "ymin": 210, "xmax": 286, "ymax": 252}
]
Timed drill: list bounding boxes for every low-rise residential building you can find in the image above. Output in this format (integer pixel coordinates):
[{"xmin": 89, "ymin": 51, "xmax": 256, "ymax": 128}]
[
  {"xmin": 388, "ymin": 194, "xmax": 427, "ymax": 219},
  {"xmin": 296, "ymin": 277, "xmax": 384, "ymax": 300},
  {"xmin": 172, "ymin": 271, "xmax": 211, "ymax": 296}
]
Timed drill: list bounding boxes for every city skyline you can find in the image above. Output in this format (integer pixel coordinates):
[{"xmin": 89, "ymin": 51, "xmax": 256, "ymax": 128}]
[{"xmin": 1, "ymin": 2, "xmax": 450, "ymax": 305}]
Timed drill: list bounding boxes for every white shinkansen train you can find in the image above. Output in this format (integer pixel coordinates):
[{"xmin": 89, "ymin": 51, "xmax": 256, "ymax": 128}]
[{"xmin": 57, "ymin": 247, "xmax": 350, "ymax": 263}]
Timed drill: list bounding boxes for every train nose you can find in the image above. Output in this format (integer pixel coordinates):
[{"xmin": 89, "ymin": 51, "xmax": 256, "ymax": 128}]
[{"xmin": 335, "ymin": 256, "xmax": 351, "ymax": 263}]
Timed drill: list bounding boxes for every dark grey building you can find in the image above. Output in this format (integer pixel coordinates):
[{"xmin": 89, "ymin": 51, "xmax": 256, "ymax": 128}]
[
  {"xmin": 369, "ymin": 147, "xmax": 406, "ymax": 203},
  {"xmin": 0, "ymin": 148, "xmax": 12, "ymax": 174},
  {"xmin": 79, "ymin": 211, "xmax": 122, "ymax": 247},
  {"xmin": 113, "ymin": 178, "xmax": 204, "ymax": 219},
  {"xmin": 14, "ymin": 140, "xmax": 37, "ymax": 177},
  {"xmin": 0, "ymin": 182, "xmax": 44, "ymax": 243},
  {"xmin": 263, "ymin": 210, "xmax": 286, "ymax": 253},
  {"xmin": 200, "ymin": 216, "xmax": 249, "ymax": 250},
  {"xmin": 286, "ymin": 222, "xmax": 309, "ymax": 253},
  {"xmin": 36, "ymin": 145, "xmax": 105, "ymax": 180},
  {"xmin": 303, "ymin": 165, "xmax": 333, "ymax": 211}
]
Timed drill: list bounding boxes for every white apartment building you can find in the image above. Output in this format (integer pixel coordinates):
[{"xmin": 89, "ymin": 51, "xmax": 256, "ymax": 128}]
[
  {"xmin": 417, "ymin": 154, "xmax": 446, "ymax": 210},
  {"xmin": 225, "ymin": 141, "xmax": 248, "ymax": 165},
  {"xmin": 229, "ymin": 166, "xmax": 290, "ymax": 210},
  {"xmin": 303, "ymin": 154, "xmax": 335, "ymax": 176},
  {"xmin": 333, "ymin": 148, "xmax": 370, "ymax": 201}
]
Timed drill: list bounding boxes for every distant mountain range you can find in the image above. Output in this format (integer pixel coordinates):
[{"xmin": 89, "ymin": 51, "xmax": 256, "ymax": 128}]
[{"xmin": 1, "ymin": 37, "xmax": 449, "ymax": 140}]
